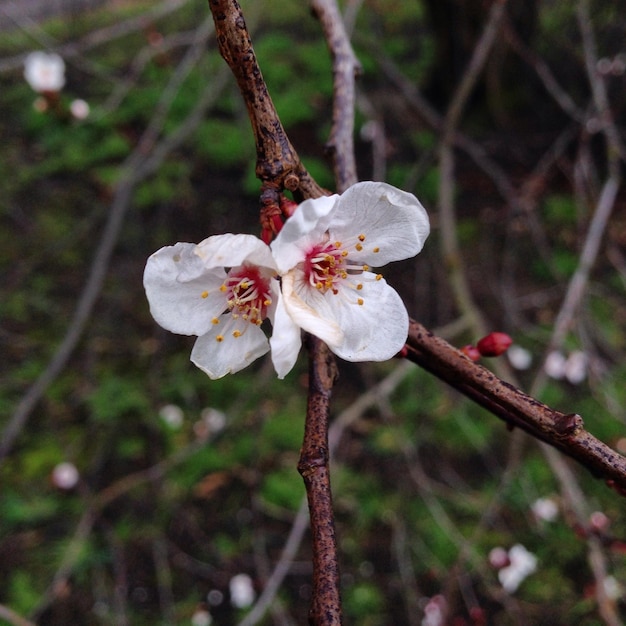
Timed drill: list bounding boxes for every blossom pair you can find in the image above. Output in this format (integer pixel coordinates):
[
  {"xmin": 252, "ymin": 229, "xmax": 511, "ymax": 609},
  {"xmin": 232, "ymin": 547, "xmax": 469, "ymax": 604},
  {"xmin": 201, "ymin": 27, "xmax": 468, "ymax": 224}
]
[{"xmin": 144, "ymin": 182, "xmax": 430, "ymax": 379}]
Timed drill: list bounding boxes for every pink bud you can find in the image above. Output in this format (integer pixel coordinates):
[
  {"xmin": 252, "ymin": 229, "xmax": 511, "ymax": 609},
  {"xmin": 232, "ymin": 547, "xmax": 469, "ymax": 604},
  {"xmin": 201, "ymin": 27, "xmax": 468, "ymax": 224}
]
[
  {"xmin": 461, "ymin": 345, "xmax": 481, "ymax": 361},
  {"xmin": 476, "ymin": 332, "xmax": 513, "ymax": 357},
  {"xmin": 279, "ymin": 196, "xmax": 298, "ymax": 218}
]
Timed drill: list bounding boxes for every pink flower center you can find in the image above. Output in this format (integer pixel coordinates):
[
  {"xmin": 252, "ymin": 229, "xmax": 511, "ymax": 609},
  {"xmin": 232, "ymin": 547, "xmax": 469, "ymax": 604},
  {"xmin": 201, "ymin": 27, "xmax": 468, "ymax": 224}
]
[
  {"xmin": 302, "ymin": 235, "xmax": 382, "ymax": 304},
  {"xmin": 303, "ymin": 241, "xmax": 349, "ymax": 295},
  {"xmin": 221, "ymin": 264, "xmax": 272, "ymax": 327}
]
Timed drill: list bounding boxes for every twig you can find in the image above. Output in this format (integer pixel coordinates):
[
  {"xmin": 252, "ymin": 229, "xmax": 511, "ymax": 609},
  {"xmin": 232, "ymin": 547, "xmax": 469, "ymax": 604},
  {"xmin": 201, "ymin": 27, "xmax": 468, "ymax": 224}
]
[
  {"xmin": 241, "ymin": 362, "xmax": 414, "ymax": 625},
  {"xmin": 206, "ymin": 3, "xmax": 341, "ymax": 624},
  {"xmin": 311, "ymin": 0, "xmax": 361, "ymax": 191},
  {"xmin": 208, "ymin": 0, "xmax": 324, "ymax": 200},
  {"xmin": 298, "ymin": 336, "xmax": 341, "ymax": 625},
  {"xmin": 0, "ymin": 605, "xmax": 36, "ymax": 626},
  {"xmin": 405, "ymin": 319, "xmax": 626, "ymax": 492}
]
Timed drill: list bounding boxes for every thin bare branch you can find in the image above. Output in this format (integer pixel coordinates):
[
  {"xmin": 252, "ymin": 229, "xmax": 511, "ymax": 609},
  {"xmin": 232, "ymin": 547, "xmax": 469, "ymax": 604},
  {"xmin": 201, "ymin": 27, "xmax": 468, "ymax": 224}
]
[{"xmin": 311, "ymin": 0, "xmax": 361, "ymax": 191}]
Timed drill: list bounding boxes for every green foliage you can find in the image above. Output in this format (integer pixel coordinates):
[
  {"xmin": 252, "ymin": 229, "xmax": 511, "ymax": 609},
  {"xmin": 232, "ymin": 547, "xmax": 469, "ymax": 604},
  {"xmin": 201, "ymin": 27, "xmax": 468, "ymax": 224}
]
[
  {"xmin": 343, "ymin": 581, "xmax": 386, "ymax": 625},
  {"xmin": 1, "ymin": 1, "xmax": 626, "ymax": 624}
]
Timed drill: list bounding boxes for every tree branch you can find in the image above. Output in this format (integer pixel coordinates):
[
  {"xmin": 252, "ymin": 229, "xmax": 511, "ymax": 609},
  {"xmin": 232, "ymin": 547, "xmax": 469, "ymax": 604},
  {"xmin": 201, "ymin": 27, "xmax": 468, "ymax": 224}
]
[
  {"xmin": 208, "ymin": 0, "xmax": 324, "ymax": 199},
  {"xmin": 405, "ymin": 319, "xmax": 626, "ymax": 494}
]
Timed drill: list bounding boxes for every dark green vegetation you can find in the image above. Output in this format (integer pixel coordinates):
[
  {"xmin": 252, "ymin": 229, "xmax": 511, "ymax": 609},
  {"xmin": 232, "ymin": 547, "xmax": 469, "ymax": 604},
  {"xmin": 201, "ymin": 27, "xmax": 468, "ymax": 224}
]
[{"xmin": 1, "ymin": 0, "xmax": 626, "ymax": 624}]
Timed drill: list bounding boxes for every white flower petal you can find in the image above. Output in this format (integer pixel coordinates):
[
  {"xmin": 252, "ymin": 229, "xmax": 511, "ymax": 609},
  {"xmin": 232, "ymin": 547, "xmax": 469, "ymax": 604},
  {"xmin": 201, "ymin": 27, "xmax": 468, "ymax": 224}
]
[
  {"xmin": 269, "ymin": 289, "xmax": 302, "ymax": 379},
  {"xmin": 327, "ymin": 274, "xmax": 409, "ymax": 361},
  {"xmin": 144, "ymin": 243, "xmax": 226, "ymax": 336},
  {"xmin": 24, "ymin": 51, "xmax": 66, "ymax": 93},
  {"xmin": 271, "ymin": 195, "xmax": 338, "ymax": 273},
  {"xmin": 191, "ymin": 324, "xmax": 269, "ymax": 379},
  {"xmin": 196, "ymin": 233, "xmax": 277, "ymax": 272},
  {"xmin": 281, "ymin": 270, "xmax": 344, "ymax": 348},
  {"xmin": 328, "ymin": 181, "xmax": 430, "ymax": 265}
]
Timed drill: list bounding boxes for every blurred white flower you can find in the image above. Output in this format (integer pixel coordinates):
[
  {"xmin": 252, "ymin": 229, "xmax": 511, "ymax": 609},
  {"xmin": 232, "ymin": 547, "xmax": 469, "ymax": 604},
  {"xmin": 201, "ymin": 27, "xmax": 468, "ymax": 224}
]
[
  {"xmin": 191, "ymin": 608, "xmax": 212, "ymax": 626},
  {"xmin": 589, "ymin": 511, "xmax": 610, "ymax": 532},
  {"xmin": 531, "ymin": 497, "xmax": 559, "ymax": 522},
  {"xmin": 229, "ymin": 573, "xmax": 255, "ymax": 609},
  {"xmin": 70, "ymin": 98, "xmax": 90, "ymax": 120},
  {"xmin": 488, "ymin": 546, "xmax": 510, "ymax": 569},
  {"xmin": 603, "ymin": 576, "xmax": 623, "ymax": 601},
  {"xmin": 544, "ymin": 351, "xmax": 566, "ymax": 379},
  {"xmin": 201, "ymin": 407, "xmax": 226, "ymax": 433},
  {"xmin": 421, "ymin": 595, "xmax": 446, "ymax": 626},
  {"xmin": 159, "ymin": 404, "xmax": 184, "ymax": 429},
  {"xmin": 498, "ymin": 544, "xmax": 537, "ymax": 593},
  {"xmin": 564, "ymin": 350, "xmax": 587, "ymax": 384},
  {"xmin": 24, "ymin": 51, "xmax": 66, "ymax": 93},
  {"xmin": 52, "ymin": 462, "xmax": 80, "ymax": 490},
  {"xmin": 507, "ymin": 345, "xmax": 532, "ymax": 370}
]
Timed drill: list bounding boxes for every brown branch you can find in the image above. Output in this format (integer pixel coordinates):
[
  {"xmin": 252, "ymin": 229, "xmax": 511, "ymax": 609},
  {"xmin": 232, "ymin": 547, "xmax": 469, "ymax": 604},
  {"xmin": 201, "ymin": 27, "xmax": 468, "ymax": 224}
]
[
  {"xmin": 298, "ymin": 335, "xmax": 341, "ymax": 625},
  {"xmin": 208, "ymin": 0, "xmax": 324, "ymax": 200},
  {"xmin": 405, "ymin": 319, "xmax": 626, "ymax": 494},
  {"xmin": 207, "ymin": 3, "xmax": 342, "ymax": 624}
]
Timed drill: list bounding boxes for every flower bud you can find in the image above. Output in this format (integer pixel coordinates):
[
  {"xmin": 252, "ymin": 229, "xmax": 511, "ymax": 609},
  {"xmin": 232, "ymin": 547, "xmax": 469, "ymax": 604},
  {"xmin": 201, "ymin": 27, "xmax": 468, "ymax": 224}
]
[
  {"xmin": 461, "ymin": 345, "xmax": 481, "ymax": 361},
  {"xmin": 476, "ymin": 332, "xmax": 513, "ymax": 357}
]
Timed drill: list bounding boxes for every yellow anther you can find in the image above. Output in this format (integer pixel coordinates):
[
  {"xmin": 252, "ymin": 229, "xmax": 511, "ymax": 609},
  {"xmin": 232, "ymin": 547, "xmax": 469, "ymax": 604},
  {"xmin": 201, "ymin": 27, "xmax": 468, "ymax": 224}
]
[
  {"xmin": 216, "ymin": 335, "xmax": 224, "ymax": 342},
  {"xmin": 363, "ymin": 264, "xmax": 369, "ymax": 271},
  {"xmin": 357, "ymin": 298, "xmax": 364, "ymax": 305},
  {"xmin": 316, "ymin": 283, "xmax": 323, "ymax": 289},
  {"xmin": 255, "ymin": 319, "xmax": 262, "ymax": 326},
  {"xmin": 233, "ymin": 330, "xmax": 242, "ymax": 338},
  {"xmin": 201, "ymin": 290, "xmax": 209, "ymax": 299},
  {"xmin": 211, "ymin": 317, "xmax": 220, "ymax": 325},
  {"xmin": 358, "ymin": 234, "xmax": 366, "ymax": 242},
  {"xmin": 373, "ymin": 247, "xmax": 380, "ymax": 253},
  {"xmin": 341, "ymin": 250, "xmax": 348, "ymax": 257},
  {"xmin": 264, "ymin": 299, "xmax": 271, "ymax": 306},
  {"xmin": 334, "ymin": 241, "xmax": 342, "ymax": 248},
  {"xmin": 241, "ymin": 281, "xmax": 249, "ymax": 289},
  {"xmin": 375, "ymin": 274, "xmax": 383, "ymax": 281},
  {"xmin": 220, "ymin": 285, "xmax": 227, "ymax": 292},
  {"xmin": 355, "ymin": 243, "xmax": 363, "ymax": 251},
  {"xmin": 356, "ymin": 283, "xmax": 363, "ymax": 290},
  {"xmin": 340, "ymin": 271, "xmax": 347, "ymax": 279}
]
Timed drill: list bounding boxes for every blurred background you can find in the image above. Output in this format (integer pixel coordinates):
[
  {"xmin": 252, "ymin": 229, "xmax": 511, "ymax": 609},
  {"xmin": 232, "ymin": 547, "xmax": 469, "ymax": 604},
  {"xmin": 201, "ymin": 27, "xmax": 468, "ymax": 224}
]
[{"xmin": 1, "ymin": 0, "xmax": 625, "ymax": 624}]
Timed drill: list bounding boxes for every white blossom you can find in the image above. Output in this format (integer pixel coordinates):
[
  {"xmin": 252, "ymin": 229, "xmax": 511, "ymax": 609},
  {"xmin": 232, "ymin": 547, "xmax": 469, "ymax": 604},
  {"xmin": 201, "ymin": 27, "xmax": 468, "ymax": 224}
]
[
  {"xmin": 144, "ymin": 234, "xmax": 300, "ymax": 379},
  {"xmin": 24, "ymin": 51, "xmax": 66, "ymax": 93},
  {"xmin": 52, "ymin": 462, "xmax": 79, "ymax": 490},
  {"xmin": 544, "ymin": 350, "xmax": 567, "ymax": 379},
  {"xmin": 564, "ymin": 350, "xmax": 587, "ymax": 384},
  {"xmin": 191, "ymin": 609, "xmax": 212, "ymax": 626},
  {"xmin": 159, "ymin": 404, "xmax": 184, "ymax": 429},
  {"xmin": 507, "ymin": 345, "xmax": 532, "ymax": 370},
  {"xmin": 271, "ymin": 182, "xmax": 430, "ymax": 362},
  {"xmin": 229, "ymin": 573, "xmax": 255, "ymax": 609},
  {"xmin": 498, "ymin": 544, "xmax": 537, "ymax": 593},
  {"xmin": 70, "ymin": 98, "xmax": 90, "ymax": 120},
  {"xmin": 531, "ymin": 497, "xmax": 559, "ymax": 522}
]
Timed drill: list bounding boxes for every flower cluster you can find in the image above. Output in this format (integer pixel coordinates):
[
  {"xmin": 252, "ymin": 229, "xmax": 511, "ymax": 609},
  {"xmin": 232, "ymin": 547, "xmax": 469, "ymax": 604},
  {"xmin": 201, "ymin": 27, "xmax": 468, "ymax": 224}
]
[{"xmin": 144, "ymin": 182, "xmax": 430, "ymax": 379}]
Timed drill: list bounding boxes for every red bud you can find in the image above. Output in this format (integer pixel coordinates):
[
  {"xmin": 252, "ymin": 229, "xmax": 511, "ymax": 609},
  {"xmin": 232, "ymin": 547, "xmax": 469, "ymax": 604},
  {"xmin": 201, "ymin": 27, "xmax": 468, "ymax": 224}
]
[
  {"xmin": 461, "ymin": 345, "xmax": 481, "ymax": 361},
  {"xmin": 279, "ymin": 196, "xmax": 298, "ymax": 218},
  {"xmin": 476, "ymin": 332, "xmax": 513, "ymax": 357}
]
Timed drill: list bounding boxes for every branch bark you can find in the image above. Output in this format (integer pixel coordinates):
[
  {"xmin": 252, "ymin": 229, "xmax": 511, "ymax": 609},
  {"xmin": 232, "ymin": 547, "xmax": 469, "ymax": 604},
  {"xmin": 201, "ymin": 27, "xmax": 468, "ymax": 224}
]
[
  {"xmin": 207, "ymin": 3, "xmax": 342, "ymax": 624},
  {"xmin": 208, "ymin": 0, "xmax": 324, "ymax": 199},
  {"xmin": 405, "ymin": 319, "xmax": 626, "ymax": 494}
]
